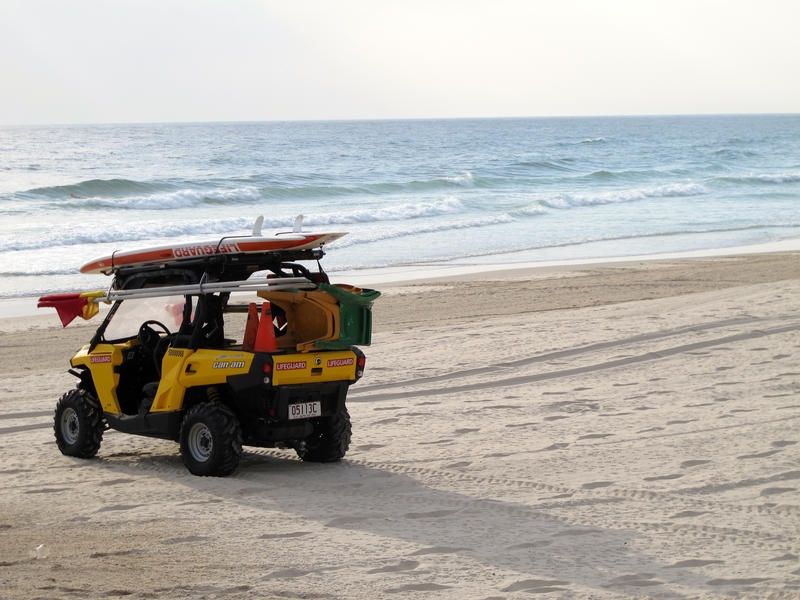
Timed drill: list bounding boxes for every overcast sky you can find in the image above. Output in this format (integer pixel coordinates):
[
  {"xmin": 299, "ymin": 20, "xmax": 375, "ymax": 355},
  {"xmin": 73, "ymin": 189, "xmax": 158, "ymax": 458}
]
[{"xmin": 1, "ymin": 0, "xmax": 798, "ymax": 125}]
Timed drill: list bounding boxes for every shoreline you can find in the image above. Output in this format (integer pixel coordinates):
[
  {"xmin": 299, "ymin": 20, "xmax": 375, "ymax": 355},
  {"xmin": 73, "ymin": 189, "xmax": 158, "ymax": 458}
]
[
  {"xmin": 336, "ymin": 236, "xmax": 800, "ymax": 286},
  {"xmin": 6, "ymin": 237, "xmax": 800, "ymax": 320}
]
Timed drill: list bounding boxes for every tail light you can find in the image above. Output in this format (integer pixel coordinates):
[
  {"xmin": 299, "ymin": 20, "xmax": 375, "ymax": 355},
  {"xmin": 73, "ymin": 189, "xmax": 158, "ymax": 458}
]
[
  {"xmin": 356, "ymin": 354, "xmax": 366, "ymax": 378},
  {"xmin": 262, "ymin": 358, "xmax": 273, "ymax": 385}
]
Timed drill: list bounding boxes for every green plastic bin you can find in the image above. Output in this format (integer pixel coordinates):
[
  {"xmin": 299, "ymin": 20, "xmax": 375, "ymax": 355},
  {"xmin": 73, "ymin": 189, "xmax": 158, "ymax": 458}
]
[{"xmin": 316, "ymin": 284, "xmax": 381, "ymax": 349}]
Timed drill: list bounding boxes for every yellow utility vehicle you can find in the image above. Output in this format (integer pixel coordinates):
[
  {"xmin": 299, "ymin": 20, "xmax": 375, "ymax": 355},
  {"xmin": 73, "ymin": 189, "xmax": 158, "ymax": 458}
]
[{"xmin": 39, "ymin": 243, "xmax": 379, "ymax": 476}]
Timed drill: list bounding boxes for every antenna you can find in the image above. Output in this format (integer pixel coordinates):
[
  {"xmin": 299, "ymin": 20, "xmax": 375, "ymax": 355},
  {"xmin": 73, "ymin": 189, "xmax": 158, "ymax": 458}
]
[
  {"xmin": 252, "ymin": 215, "xmax": 264, "ymax": 236},
  {"xmin": 293, "ymin": 214, "xmax": 304, "ymax": 233}
]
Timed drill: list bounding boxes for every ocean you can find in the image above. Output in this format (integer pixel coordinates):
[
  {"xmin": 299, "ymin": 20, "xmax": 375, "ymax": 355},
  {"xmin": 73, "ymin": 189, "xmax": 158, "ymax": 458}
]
[{"xmin": 1, "ymin": 115, "xmax": 799, "ymax": 298}]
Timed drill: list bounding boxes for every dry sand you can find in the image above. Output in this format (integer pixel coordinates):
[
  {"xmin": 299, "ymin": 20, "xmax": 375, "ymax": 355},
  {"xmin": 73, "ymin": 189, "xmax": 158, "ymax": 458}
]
[{"xmin": 1, "ymin": 251, "xmax": 799, "ymax": 599}]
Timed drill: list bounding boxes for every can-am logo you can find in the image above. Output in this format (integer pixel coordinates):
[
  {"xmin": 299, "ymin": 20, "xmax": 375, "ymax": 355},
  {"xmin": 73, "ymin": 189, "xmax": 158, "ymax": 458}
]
[
  {"xmin": 276, "ymin": 361, "xmax": 307, "ymax": 371},
  {"xmin": 327, "ymin": 358, "xmax": 354, "ymax": 368},
  {"xmin": 90, "ymin": 354, "xmax": 112, "ymax": 364},
  {"xmin": 213, "ymin": 360, "xmax": 246, "ymax": 369}
]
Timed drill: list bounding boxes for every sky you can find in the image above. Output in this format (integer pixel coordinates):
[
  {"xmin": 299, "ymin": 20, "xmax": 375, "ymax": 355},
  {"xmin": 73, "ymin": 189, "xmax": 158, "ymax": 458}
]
[{"xmin": 1, "ymin": 0, "xmax": 798, "ymax": 125}]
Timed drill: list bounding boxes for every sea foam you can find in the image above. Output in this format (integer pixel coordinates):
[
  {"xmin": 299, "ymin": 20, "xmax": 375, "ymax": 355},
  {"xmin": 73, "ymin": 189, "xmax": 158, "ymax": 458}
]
[
  {"xmin": 540, "ymin": 183, "xmax": 707, "ymax": 209},
  {"xmin": 0, "ymin": 197, "xmax": 468, "ymax": 252},
  {"xmin": 716, "ymin": 173, "xmax": 800, "ymax": 184}
]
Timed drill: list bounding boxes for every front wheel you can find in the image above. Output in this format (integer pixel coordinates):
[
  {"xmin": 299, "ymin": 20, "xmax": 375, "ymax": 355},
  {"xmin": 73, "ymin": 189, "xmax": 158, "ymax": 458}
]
[
  {"xmin": 296, "ymin": 407, "xmax": 352, "ymax": 463},
  {"xmin": 54, "ymin": 389, "xmax": 104, "ymax": 458},
  {"xmin": 179, "ymin": 402, "xmax": 242, "ymax": 476}
]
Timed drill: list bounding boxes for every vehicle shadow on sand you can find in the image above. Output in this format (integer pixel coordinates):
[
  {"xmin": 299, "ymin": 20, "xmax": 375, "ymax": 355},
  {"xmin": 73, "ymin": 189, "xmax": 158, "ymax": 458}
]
[{"xmin": 98, "ymin": 445, "xmax": 713, "ymax": 597}]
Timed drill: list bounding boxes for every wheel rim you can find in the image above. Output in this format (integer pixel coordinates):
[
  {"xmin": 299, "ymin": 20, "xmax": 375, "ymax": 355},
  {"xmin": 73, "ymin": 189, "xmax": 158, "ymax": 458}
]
[
  {"xmin": 60, "ymin": 407, "xmax": 80, "ymax": 445},
  {"xmin": 187, "ymin": 423, "xmax": 213, "ymax": 462}
]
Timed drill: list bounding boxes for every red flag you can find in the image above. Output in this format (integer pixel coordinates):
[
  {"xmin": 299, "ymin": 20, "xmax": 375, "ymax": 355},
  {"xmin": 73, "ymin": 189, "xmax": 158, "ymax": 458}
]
[{"xmin": 37, "ymin": 293, "xmax": 89, "ymax": 327}]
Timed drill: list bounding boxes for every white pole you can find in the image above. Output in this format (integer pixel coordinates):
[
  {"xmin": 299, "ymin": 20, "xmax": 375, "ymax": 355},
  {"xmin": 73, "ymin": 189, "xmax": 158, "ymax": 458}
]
[{"xmin": 98, "ymin": 277, "xmax": 315, "ymax": 303}]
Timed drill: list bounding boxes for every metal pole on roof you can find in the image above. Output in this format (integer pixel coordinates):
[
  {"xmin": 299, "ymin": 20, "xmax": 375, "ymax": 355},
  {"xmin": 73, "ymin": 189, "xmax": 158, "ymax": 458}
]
[{"xmin": 99, "ymin": 277, "xmax": 315, "ymax": 303}]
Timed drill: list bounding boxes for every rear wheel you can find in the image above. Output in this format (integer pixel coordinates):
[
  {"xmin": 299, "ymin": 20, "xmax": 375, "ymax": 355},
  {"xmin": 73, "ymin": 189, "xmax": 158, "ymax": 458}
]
[
  {"xmin": 296, "ymin": 407, "xmax": 351, "ymax": 463},
  {"xmin": 179, "ymin": 402, "xmax": 242, "ymax": 476},
  {"xmin": 54, "ymin": 389, "xmax": 104, "ymax": 458}
]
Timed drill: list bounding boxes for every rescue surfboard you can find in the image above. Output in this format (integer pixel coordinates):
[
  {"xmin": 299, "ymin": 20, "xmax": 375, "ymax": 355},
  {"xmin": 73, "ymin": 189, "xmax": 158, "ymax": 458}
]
[{"xmin": 80, "ymin": 232, "xmax": 346, "ymax": 275}]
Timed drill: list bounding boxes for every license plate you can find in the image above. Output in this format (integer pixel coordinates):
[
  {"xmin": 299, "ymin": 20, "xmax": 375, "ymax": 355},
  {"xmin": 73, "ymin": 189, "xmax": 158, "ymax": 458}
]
[{"xmin": 288, "ymin": 401, "xmax": 322, "ymax": 420}]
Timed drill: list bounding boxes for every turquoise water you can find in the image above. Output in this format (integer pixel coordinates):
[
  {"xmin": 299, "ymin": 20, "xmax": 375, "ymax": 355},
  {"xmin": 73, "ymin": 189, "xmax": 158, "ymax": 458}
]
[{"xmin": 0, "ymin": 115, "xmax": 798, "ymax": 297}]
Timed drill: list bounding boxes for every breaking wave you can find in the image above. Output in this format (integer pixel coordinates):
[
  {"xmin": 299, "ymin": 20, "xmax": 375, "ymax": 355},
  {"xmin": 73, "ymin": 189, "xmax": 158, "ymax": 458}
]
[
  {"xmin": 0, "ymin": 267, "xmax": 77, "ymax": 276},
  {"xmin": 62, "ymin": 187, "xmax": 264, "ymax": 210},
  {"xmin": 0, "ymin": 197, "xmax": 468, "ymax": 252},
  {"xmin": 314, "ymin": 197, "xmax": 466, "ymax": 224},
  {"xmin": 510, "ymin": 205, "xmax": 549, "ymax": 217},
  {"xmin": 17, "ymin": 173, "xmax": 488, "ymax": 210},
  {"xmin": 715, "ymin": 172, "xmax": 800, "ymax": 184},
  {"xmin": 540, "ymin": 183, "xmax": 707, "ymax": 209},
  {"xmin": 25, "ymin": 178, "xmax": 168, "ymax": 198}
]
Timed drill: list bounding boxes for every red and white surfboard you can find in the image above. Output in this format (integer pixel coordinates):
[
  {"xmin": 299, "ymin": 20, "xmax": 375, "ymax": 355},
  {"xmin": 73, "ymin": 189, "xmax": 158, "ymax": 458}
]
[{"xmin": 80, "ymin": 232, "xmax": 346, "ymax": 275}]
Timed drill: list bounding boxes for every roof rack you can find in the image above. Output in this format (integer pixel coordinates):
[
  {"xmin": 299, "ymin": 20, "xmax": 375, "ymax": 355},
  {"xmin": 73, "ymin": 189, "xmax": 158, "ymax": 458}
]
[{"xmin": 104, "ymin": 276, "xmax": 315, "ymax": 303}]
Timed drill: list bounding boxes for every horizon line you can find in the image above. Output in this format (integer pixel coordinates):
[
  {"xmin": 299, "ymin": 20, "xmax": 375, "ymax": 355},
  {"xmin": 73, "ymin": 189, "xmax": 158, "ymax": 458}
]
[{"xmin": 2, "ymin": 111, "xmax": 799, "ymax": 128}]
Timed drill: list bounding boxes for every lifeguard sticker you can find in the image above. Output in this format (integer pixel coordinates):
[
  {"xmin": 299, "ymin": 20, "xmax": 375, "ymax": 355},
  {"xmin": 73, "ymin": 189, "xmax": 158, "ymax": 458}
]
[
  {"xmin": 90, "ymin": 354, "xmax": 112, "ymax": 364},
  {"xmin": 276, "ymin": 361, "xmax": 307, "ymax": 371},
  {"xmin": 327, "ymin": 358, "xmax": 354, "ymax": 368},
  {"xmin": 173, "ymin": 243, "xmax": 238, "ymax": 258}
]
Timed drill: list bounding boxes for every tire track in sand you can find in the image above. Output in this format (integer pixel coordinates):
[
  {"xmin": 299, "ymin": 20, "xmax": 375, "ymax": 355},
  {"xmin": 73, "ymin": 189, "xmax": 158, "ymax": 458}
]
[
  {"xmin": 1, "ymin": 316, "xmax": 769, "ymax": 427},
  {"xmin": 353, "ymin": 315, "xmax": 763, "ymax": 394},
  {"xmin": 350, "ymin": 322, "xmax": 800, "ymax": 402}
]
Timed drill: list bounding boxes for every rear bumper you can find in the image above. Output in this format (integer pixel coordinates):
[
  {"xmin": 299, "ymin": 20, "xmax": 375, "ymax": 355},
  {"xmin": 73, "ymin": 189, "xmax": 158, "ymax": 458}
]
[{"xmin": 235, "ymin": 380, "xmax": 350, "ymax": 446}]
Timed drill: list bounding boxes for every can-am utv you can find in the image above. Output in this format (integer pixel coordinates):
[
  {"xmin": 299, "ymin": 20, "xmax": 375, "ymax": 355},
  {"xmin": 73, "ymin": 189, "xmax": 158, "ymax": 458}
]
[{"xmin": 39, "ymin": 241, "xmax": 379, "ymax": 476}]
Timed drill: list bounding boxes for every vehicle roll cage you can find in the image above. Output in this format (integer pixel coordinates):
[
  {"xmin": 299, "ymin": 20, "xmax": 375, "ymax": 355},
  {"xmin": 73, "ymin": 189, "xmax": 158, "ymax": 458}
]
[{"xmin": 88, "ymin": 249, "xmax": 330, "ymax": 352}]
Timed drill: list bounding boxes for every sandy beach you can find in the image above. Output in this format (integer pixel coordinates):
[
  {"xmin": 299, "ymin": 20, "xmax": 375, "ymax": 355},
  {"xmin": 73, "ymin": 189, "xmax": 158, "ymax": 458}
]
[{"xmin": 1, "ymin": 250, "xmax": 799, "ymax": 599}]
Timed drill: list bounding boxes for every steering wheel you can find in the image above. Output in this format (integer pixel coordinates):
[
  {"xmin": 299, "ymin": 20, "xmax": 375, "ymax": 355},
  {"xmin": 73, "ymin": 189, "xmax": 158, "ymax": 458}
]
[
  {"xmin": 137, "ymin": 320, "xmax": 171, "ymax": 347},
  {"xmin": 137, "ymin": 320, "xmax": 172, "ymax": 375}
]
